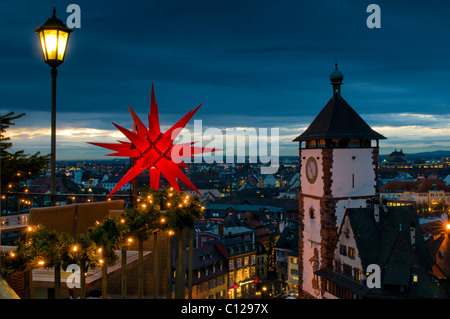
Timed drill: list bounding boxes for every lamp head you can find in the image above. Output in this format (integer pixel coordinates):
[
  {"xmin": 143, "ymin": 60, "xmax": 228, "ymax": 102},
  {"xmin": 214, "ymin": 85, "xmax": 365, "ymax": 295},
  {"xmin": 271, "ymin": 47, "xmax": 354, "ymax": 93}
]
[{"xmin": 35, "ymin": 8, "xmax": 73, "ymax": 68}]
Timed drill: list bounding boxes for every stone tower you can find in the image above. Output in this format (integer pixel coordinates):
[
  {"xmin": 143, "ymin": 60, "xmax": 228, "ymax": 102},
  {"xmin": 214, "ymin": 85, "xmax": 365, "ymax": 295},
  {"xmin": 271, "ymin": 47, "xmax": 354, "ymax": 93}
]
[{"xmin": 293, "ymin": 64, "xmax": 386, "ymax": 298}]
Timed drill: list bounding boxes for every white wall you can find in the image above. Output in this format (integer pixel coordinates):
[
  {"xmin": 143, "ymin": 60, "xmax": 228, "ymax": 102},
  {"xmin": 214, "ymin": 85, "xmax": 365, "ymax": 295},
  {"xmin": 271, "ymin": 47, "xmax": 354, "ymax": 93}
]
[
  {"xmin": 335, "ymin": 198, "xmax": 367, "ymax": 228},
  {"xmin": 331, "ymin": 148, "xmax": 375, "ymax": 198},
  {"xmin": 301, "ymin": 196, "xmax": 323, "ymax": 298}
]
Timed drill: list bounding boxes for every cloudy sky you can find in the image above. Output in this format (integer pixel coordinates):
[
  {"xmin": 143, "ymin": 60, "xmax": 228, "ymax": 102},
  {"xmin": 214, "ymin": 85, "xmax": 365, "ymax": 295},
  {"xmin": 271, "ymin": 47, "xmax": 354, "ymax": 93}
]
[{"xmin": 1, "ymin": 0, "xmax": 449, "ymax": 161}]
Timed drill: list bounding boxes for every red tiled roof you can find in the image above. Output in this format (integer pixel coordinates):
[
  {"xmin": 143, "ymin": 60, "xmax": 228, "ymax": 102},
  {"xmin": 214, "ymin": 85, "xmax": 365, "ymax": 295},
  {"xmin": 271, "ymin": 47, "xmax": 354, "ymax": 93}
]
[
  {"xmin": 381, "ymin": 178, "xmax": 450, "ymax": 193},
  {"xmin": 380, "ymin": 181, "xmax": 420, "ymax": 192},
  {"xmin": 415, "ymin": 178, "xmax": 450, "ymax": 193}
]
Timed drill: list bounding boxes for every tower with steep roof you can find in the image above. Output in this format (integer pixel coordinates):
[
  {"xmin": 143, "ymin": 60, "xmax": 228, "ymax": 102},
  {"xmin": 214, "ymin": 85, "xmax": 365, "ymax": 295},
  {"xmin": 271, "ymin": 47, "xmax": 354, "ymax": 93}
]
[{"xmin": 293, "ymin": 64, "xmax": 386, "ymax": 298}]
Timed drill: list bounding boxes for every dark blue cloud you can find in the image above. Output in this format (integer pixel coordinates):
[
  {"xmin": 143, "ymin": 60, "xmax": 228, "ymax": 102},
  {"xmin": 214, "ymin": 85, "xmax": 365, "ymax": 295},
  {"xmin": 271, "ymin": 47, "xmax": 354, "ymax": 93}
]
[{"xmin": 0, "ymin": 0, "xmax": 449, "ymax": 158}]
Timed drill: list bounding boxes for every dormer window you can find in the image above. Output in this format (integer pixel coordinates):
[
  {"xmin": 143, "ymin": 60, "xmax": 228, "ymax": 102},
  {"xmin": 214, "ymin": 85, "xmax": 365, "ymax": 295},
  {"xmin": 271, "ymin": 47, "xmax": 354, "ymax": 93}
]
[
  {"xmin": 344, "ymin": 228, "xmax": 350, "ymax": 238},
  {"xmin": 348, "ymin": 247, "xmax": 355, "ymax": 259}
]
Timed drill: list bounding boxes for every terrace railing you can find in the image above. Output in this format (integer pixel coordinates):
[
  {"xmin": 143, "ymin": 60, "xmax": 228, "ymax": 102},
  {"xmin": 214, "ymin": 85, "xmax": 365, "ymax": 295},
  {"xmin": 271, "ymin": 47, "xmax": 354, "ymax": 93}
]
[{"xmin": 0, "ymin": 191, "xmax": 134, "ymax": 245}]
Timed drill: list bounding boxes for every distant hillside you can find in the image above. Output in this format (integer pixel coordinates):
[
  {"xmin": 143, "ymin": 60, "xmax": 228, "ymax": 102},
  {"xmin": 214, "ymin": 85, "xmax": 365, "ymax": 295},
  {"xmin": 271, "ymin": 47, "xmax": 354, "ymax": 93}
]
[
  {"xmin": 379, "ymin": 150, "xmax": 450, "ymax": 161},
  {"xmin": 58, "ymin": 151, "xmax": 450, "ymax": 164}
]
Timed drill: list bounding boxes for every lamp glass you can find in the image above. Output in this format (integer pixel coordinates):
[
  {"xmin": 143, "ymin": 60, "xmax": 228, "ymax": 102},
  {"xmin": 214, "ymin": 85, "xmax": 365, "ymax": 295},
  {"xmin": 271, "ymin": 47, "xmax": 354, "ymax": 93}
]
[
  {"xmin": 38, "ymin": 28, "xmax": 70, "ymax": 63},
  {"xmin": 43, "ymin": 29, "xmax": 58, "ymax": 60},
  {"xmin": 38, "ymin": 32, "xmax": 46, "ymax": 58},
  {"xmin": 57, "ymin": 31, "xmax": 69, "ymax": 60}
]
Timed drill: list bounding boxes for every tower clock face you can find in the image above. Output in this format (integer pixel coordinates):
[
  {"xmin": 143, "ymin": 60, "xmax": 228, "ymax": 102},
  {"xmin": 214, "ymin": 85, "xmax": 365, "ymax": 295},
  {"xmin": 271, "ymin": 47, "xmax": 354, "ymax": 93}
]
[{"xmin": 305, "ymin": 156, "xmax": 318, "ymax": 184}]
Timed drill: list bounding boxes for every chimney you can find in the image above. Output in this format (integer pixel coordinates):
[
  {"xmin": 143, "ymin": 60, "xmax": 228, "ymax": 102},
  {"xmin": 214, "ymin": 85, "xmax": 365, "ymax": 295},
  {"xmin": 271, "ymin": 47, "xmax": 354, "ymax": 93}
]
[
  {"xmin": 374, "ymin": 204, "xmax": 380, "ymax": 223},
  {"xmin": 410, "ymin": 222, "xmax": 416, "ymax": 249},
  {"xmin": 218, "ymin": 223, "xmax": 223, "ymax": 237}
]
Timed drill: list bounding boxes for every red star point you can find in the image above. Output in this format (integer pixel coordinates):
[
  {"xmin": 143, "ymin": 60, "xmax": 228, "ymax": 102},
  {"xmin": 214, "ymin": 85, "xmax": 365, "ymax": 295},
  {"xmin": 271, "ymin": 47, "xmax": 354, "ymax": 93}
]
[{"xmin": 89, "ymin": 84, "xmax": 216, "ymax": 197}]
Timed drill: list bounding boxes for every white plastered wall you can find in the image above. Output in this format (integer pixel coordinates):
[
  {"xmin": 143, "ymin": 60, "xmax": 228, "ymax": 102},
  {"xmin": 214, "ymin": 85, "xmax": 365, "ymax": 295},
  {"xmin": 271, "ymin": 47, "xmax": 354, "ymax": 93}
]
[{"xmin": 331, "ymin": 148, "xmax": 375, "ymax": 198}]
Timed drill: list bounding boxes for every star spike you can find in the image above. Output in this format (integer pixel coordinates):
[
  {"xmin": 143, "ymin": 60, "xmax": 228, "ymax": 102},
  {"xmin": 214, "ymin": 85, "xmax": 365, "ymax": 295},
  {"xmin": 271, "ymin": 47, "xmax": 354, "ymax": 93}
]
[
  {"xmin": 150, "ymin": 83, "xmax": 160, "ymax": 136},
  {"xmin": 89, "ymin": 86, "xmax": 213, "ymax": 197},
  {"xmin": 128, "ymin": 105, "xmax": 148, "ymax": 137}
]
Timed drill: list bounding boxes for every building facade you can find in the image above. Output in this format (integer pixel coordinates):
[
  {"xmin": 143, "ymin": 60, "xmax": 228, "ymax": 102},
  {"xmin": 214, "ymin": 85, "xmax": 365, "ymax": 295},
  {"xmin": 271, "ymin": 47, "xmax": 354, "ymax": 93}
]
[
  {"xmin": 214, "ymin": 238, "xmax": 257, "ymax": 299},
  {"xmin": 317, "ymin": 205, "xmax": 449, "ymax": 299},
  {"xmin": 380, "ymin": 177, "xmax": 450, "ymax": 211},
  {"xmin": 188, "ymin": 244, "xmax": 228, "ymax": 299}
]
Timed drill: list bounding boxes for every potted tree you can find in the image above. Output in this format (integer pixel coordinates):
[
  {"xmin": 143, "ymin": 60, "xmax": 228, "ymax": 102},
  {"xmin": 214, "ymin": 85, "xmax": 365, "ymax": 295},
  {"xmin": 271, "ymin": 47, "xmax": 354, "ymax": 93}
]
[
  {"xmin": 0, "ymin": 239, "xmax": 34, "ymax": 298},
  {"xmin": 114, "ymin": 214, "xmax": 134, "ymax": 299},
  {"xmin": 88, "ymin": 217, "xmax": 121, "ymax": 299},
  {"xmin": 63, "ymin": 233, "xmax": 102, "ymax": 299},
  {"xmin": 120, "ymin": 205, "xmax": 160, "ymax": 298},
  {"xmin": 26, "ymin": 225, "xmax": 70, "ymax": 298}
]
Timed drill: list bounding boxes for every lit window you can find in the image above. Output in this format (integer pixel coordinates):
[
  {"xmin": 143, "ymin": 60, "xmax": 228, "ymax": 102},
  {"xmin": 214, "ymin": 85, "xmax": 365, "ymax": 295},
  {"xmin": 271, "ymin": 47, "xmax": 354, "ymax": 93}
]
[{"xmin": 348, "ymin": 247, "xmax": 356, "ymax": 259}]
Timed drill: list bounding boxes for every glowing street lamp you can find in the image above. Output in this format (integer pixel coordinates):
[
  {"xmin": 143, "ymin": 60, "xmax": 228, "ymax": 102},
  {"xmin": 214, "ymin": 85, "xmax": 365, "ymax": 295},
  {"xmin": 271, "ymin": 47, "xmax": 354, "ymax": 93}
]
[
  {"xmin": 35, "ymin": 8, "xmax": 73, "ymax": 68},
  {"xmin": 35, "ymin": 8, "xmax": 73, "ymax": 205}
]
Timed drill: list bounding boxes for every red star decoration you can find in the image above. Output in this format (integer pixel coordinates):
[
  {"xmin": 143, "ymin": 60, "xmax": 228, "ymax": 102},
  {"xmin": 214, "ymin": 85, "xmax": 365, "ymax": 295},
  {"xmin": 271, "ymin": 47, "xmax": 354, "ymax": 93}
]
[{"xmin": 89, "ymin": 84, "xmax": 215, "ymax": 197}]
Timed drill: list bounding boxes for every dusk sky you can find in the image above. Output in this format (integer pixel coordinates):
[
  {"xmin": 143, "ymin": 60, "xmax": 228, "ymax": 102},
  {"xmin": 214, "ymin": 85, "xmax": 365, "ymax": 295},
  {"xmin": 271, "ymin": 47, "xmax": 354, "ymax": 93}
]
[{"xmin": 1, "ymin": 0, "xmax": 449, "ymax": 161}]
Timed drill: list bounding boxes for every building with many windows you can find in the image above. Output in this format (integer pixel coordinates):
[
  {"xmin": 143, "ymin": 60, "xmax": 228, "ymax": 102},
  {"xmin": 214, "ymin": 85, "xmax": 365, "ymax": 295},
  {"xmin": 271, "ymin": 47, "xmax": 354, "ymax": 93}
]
[
  {"xmin": 214, "ymin": 238, "xmax": 257, "ymax": 299},
  {"xmin": 380, "ymin": 177, "xmax": 450, "ymax": 210},
  {"xmin": 274, "ymin": 218, "xmax": 299, "ymax": 295},
  {"xmin": 188, "ymin": 244, "xmax": 228, "ymax": 299},
  {"xmin": 274, "ymin": 218, "xmax": 298, "ymax": 283}
]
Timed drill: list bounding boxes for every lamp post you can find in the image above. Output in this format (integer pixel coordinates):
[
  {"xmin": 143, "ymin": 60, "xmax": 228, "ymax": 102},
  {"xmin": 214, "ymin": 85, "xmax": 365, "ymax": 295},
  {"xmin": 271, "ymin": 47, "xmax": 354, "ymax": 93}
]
[{"xmin": 35, "ymin": 8, "xmax": 73, "ymax": 205}]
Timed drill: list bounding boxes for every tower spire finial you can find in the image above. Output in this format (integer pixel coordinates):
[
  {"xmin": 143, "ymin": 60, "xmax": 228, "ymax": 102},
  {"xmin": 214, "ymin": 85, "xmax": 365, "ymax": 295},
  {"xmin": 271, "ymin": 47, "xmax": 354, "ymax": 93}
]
[{"xmin": 330, "ymin": 63, "xmax": 344, "ymax": 98}]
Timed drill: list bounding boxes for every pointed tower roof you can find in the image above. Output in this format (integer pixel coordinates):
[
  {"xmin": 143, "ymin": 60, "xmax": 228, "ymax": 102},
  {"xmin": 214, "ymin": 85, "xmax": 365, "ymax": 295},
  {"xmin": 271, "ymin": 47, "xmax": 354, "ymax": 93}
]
[{"xmin": 293, "ymin": 65, "xmax": 386, "ymax": 142}]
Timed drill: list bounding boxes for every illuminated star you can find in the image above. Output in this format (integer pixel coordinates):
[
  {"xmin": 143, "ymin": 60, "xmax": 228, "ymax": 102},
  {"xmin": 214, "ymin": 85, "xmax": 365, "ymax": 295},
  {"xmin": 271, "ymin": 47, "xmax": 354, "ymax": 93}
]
[{"xmin": 89, "ymin": 84, "xmax": 215, "ymax": 196}]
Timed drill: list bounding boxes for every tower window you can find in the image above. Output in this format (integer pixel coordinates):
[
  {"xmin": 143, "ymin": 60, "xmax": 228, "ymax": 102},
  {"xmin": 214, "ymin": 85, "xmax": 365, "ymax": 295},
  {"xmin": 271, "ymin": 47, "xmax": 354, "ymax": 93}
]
[{"xmin": 309, "ymin": 207, "xmax": 315, "ymax": 219}]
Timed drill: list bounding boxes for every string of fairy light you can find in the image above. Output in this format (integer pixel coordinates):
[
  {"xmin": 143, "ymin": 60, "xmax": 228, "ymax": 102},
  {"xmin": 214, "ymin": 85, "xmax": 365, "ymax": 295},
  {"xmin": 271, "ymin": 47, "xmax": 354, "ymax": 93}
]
[
  {"xmin": 5, "ymin": 188, "xmax": 205, "ymax": 271},
  {"xmin": 136, "ymin": 187, "xmax": 205, "ymax": 236},
  {"xmin": 15, "ymin": 225, "xmax": 105, "ymax": 270}
]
